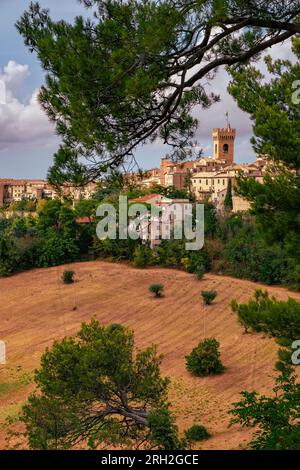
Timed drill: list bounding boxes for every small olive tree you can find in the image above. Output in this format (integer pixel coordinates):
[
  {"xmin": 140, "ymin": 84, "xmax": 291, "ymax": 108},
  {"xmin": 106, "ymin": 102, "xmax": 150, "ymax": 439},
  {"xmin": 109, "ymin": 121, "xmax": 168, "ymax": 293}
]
[
  {"xmin": 186, "ymin": 338, "xmax": 225, "ymax": 377},
  {"xmin": 149, "ymin": 284, "xmax": 164, "ymax": 298},
  {"xmin": 62, "ymin": 270, "xmax": 75, "ymax": 284},
  {"xmin": 201, "ymin": 290, "xmax": 217, "ymax": 305}
]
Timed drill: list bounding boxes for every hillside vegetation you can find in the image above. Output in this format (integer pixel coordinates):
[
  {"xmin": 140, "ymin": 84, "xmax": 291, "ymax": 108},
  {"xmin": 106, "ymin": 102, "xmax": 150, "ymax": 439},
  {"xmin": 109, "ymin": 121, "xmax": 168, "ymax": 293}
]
[{"xmin": 0, "ymin": 261, "xmax": 299, "ymax": 449}]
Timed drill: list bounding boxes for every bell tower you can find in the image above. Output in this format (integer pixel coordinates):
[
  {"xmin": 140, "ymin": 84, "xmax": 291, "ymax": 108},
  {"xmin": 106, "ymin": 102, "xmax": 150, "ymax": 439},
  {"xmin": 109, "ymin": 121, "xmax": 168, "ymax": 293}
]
[{"xmin": 213, "ymin": 127, "xmax": 236, "ymax": 164}]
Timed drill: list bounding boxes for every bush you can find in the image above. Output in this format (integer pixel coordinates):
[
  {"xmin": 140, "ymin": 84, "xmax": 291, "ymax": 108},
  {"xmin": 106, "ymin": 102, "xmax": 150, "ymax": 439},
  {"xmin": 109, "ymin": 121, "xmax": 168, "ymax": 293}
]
[
  {"xmin": 37, "ymin": 231, "xmax": 80, "ymax": 267},
  {"xmin": 186, "ymin": 338, "xmax": 225, "ymax": 377},
  {"xmin": 201, "ymin": 290, "xmax": 217, "ymax": 305},
  {"xmin": 184, "ymin": 425, "xmax": 210, "ymax": 442},
  {"xmin": 149, "ymin": 284, "xmax": 164, "ymax": 298},
  {"xmin": 133, "ymin": 245, "xmax": 154, "ymax": 268},
  {"xmin": 62, "ymin": 270, "xmax": 75, "ymax": 284},
  {"xmin": 222, "ymin": 222, "xmax": 287, "ymax": 285},
  {"xmin": 195, "ymin": 265, "xmax": 206, "ymax": 280}
]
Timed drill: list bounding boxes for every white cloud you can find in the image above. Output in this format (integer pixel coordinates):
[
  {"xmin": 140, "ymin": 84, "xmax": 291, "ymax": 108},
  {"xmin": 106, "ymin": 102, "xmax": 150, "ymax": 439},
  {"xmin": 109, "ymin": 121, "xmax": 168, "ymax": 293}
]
[{"xmin": 0, "ymin": 61, "xmax": 56, "ymax": 151}]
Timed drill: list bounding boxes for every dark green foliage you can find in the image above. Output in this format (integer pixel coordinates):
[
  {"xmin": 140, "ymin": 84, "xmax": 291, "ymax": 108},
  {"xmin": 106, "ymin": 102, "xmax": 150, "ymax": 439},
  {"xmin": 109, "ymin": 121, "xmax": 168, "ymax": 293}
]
[
  {"xmin": 37, "ymin": 200, "xmax": 78, "ymax": 236},
  {"xmin": 186, "ymin": 338, "xmax": 224, "ymax": 377},
  {"xmin": 229, "ymin": 367, "xmax": 300, "ymax": 450},
  {"xmin": 185, "ymin": 251, "xmax": 209, "ymax": 274},
  {"xmin": 158, "ymin": 239, "xmax": 187, "ymax": 268},
  {"xmin": 184, "ymin": 425, "xmax": 210, "ymax": 442},
  {"xmin": 157, "ymin": 238, "xmax": 209, "ymax": 273},
  {"xmin": 231, "ymin": 289, "xmax": 300, "ymax": 340},
  {"xmin": 0, "ymin": 199, "xmax": 91, "ymax": 276},
  {"xmin": 148, "ymin": 408, "xmax": 184, "ymax": 450},
  {"xmin": 21, "ymin": 320, "xmax": 176, "ymax": 449},
  {"xmin": 62, "ymin": 270, "xmax": 75, "ymax": 285},
  {"xmin": 0, "ymin": 236, "xmax": 22, "ymax": 276},
  {"xmin": 217, "ymin": 217, "xmax": 289, "ymax": 286},
  {"xmin": 204, "ymin": 202, "xmax": 218, "ymax": 236},
  {"xmin": 201, "ymin": 290, "xmax": 217, "ymax": 305},
  {"xmin": 153, "ymin": 185, "xmax": 190, "ymax": 201},
  {"xmin": 9, "ymin": 199, "xmax": 37, "ymax": 213},
  {"xmin": 228, "ymin": 39, "xmax": 300, "ymax": 289},
  {"xmin": 37, "ymin": 231, "xmax": 80, "ymax": 268},
  {"xmin": 224, "ymin": 178, "xmax": 233, "ymax": 210},
  {"xmin": 17, "ymin": 2, "xmax": 300, "ymax": 183},
  {"xmin": 195, "ymin": 265, "xmax": 206, "ymax": 280},
  {"xmin": 93, "ymin": 237, "xmax": 140, "ymax": 262},
  {"xmin": 133, "ymin": 245, "xmax": 154, "ymax": 269},
  {"xmin": 149, "ymin": 284, "xmax": 164, "ymax": 298}
]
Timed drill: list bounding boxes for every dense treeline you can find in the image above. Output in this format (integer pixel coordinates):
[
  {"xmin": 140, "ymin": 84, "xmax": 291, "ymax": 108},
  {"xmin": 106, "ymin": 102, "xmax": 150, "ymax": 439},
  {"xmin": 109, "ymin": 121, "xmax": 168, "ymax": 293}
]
[
  {"xmin": 0, "ymin": 192, "xmax": 298, "ymax": 291},
  {"xmin": 0, "ymin": 199, "xmax": 93, "ymax": 276}
]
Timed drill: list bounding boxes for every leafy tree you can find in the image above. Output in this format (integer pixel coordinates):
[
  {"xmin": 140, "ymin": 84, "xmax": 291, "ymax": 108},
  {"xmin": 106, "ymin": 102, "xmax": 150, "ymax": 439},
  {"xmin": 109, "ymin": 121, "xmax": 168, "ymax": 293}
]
[
  {"xmin": 153, "ymin": 184, "xmax": 190, "ymax": 200},
  {"xmin": 195, "ymin": 265, "xmax": 206, "ymax": 280},
  {"xmin": 62, "ymin": 270, "xmax": 75, "ymax": 284},
  {"xmin": 0, "ymin": 235, "xmax": 21, "ymax": 276},
  {"xmin": 229, "ymin": 366, "xmax": 300, "ymax": 450},
  {"xmin": 37, "ymin": 229, "xmax": 80, "ymax": 267},
  {"xmin": 186, "ymin": 338, "xmax": 224, "ymax": 376},
  {"xmin": 94, "ymin": 172, "xmax": 127, "ymax": 202},
  {"xmin": 93, "ymin": 237, "xmax": 140, "ymax": 262},
  {"xmin": 224, "ymin": 178, "xmax": 233, "ymax": 211},
  {"xmin": 75, "ymin": 199, "xmax": 97, "ymax": 219},
  {"xmin": 221, "ymin": 220, "xmax": 288, "ymax": 285},
  {"xmin": 204, "ymin": 201, "xmax": 218, "ymax": 237},
  {"xmin": 21, "ymin": 320, "xmax": 180, "ymax": 450},
  {"xmin": 228, "ymin": 38, "xmax": 300, "ymax": 288},
  {"xmin": 9, "ymin": 199, "xmax": 37, "ymax": 213},
  {"xmin": 149, "ymin": 284, "xmax": 164, "ymax": 298},
  {"xmin": 133, "ymin": 244, "xmax": 154, "ymax": 268},
  {"xmin": 201, "ymin": 290, "xmax": 217, "ymax": 305},
  {"xmin": 148, "ymin": 408, "xmax": 184, "ymax": 450},
  {"xmin": 37, "ymin": 200, "xmax": 77, "ymax": 236},
  {"xmin": 231, "ymin": 289, "xmax": 300, "ymax": 341},
  {"xmin": 184, "ymin": 424, "xmax": 210, "ymax": 443},
  {"xmin": 17, "ymin": 1, "xmax": 300, "ymax": 183}
]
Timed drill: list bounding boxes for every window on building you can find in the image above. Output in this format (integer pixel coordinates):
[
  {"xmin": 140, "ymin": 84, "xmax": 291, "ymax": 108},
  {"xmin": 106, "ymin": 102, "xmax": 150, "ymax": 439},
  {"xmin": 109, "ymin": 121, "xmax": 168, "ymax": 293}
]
[{"xmin": 223, "ymin": 143, "xmax": 229, "ymax": 154}]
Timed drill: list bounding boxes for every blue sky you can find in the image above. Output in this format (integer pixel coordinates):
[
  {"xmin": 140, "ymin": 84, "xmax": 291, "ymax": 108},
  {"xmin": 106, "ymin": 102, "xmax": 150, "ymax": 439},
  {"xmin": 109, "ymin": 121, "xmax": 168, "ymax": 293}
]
[{"xmin": 0, "ymin": 1, "xmax": 294, "ymax": 178}]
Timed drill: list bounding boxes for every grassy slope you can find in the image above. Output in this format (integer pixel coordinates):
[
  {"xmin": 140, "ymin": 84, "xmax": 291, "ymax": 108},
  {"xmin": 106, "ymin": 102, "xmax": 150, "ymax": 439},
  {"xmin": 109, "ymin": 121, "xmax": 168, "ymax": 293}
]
[{"xmin": 0, "ymin": 261, "xmax": 299, "ymax": 449}]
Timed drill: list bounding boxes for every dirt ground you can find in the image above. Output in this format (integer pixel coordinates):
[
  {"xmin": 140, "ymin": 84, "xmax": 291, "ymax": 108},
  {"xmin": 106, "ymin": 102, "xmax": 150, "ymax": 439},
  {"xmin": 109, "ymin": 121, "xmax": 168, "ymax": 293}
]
[{"xmin": 0, "ymin": 261, "xmax": 299, "ymax": 450}]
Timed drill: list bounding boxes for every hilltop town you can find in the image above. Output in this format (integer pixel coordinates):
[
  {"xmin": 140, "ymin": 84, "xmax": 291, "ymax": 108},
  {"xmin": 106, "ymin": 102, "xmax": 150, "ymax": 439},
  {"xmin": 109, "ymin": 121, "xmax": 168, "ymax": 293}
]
[{"xmin": 0, "ymin": 127, "xmax": 266, "ymax": 213}]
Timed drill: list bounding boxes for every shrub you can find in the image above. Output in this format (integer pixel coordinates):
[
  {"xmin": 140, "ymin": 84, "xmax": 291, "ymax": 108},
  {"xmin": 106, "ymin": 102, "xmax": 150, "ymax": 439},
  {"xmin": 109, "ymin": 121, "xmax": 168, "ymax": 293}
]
[
  {"xmin": 149, "ymin": 408, "xmax": 184, "ymax": 450},
  {"xmin": 62, "ymin": 270, "xmax": 75, "ymax": 284},
  {"xmin": 37, "ymin": 231, "xmax": 80, "ymax": 267},
  {"xmin": 149, "ymin": 284, "xmax": 164, "ymax": 298},
  {"xmin": 186, "ymin": 338, "xmax": 224, "ymax": 377},
  {"xmin": 195, "ymin": 265, "xmax": 206, "ymax": 280},
  {"xmin": 184, "ymin": 425, "xmax": 210, "ymax": 442},
  {"xmin": 201, "ymin": 290, "xmax": 217, "ymax": 305},
  {"xmin": 133, "ymin": 245, "xmax": 154, "ymax": 268}
]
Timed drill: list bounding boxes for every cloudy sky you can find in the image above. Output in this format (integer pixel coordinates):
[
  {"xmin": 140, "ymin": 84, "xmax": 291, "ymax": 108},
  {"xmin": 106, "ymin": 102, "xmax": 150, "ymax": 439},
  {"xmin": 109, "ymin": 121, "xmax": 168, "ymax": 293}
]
[{"xmin": 0, "ymin": 0, "xmax": 294, "ymax": 178}]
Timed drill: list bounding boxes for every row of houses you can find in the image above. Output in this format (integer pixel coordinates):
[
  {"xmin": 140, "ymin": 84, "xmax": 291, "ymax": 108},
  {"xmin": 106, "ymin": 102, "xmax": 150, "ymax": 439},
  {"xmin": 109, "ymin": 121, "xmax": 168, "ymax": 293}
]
[
  {"xmin": 0, "ymin": 179, "xmax": 97, "ymax": 207},
  {"xmin": 0, "ymin": 127, "xmax": 266, "ymax": 213}
]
